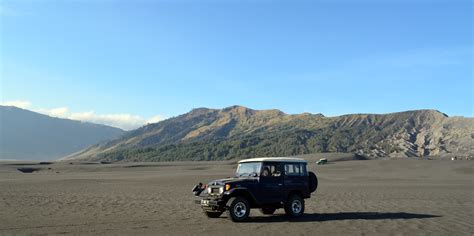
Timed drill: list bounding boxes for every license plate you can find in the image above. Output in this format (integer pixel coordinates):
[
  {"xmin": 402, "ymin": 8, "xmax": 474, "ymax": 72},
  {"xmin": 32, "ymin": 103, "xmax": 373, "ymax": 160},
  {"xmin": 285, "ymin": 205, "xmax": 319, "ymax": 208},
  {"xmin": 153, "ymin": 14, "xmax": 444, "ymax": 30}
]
[{"xmin": 201, "ymin": 200, "xmax": 209, "ymax": 206}]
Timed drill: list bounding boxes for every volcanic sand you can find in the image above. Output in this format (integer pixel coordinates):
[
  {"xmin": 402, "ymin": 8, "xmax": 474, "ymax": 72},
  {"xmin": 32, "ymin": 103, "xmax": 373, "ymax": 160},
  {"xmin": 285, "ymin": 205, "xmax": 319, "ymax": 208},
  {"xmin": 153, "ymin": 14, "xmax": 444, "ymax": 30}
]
[{"xmin": 0, "ymin": 157, "xmax": 472, "ymax": 235}]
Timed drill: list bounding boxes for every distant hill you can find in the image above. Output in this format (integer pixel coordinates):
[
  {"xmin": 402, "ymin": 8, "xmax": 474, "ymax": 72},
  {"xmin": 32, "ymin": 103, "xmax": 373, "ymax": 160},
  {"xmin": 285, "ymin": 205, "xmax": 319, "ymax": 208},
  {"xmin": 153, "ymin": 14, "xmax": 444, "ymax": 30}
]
[
  {"xmin": 0, "ymin": 106, "xmax": 124, "ymax": 160},
  {"xmin": 64, "ymin": 106, "xmax": 474, "ymax": 162}
]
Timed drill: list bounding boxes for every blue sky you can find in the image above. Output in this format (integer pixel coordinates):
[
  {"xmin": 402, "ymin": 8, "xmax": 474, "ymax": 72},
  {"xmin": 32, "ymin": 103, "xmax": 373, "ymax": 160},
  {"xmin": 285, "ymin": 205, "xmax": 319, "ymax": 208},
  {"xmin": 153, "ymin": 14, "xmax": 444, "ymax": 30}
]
[{"xmin": 1, "ymin": 0, "xmax": 473, "ymax": 129}]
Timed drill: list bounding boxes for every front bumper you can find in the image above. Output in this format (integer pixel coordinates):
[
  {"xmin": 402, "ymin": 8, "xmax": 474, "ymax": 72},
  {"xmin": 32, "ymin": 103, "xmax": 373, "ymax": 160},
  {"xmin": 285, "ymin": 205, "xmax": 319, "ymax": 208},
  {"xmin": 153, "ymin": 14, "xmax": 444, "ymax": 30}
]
[{"xmin": 195, "ymin": 197, "xmax": 225, "ymax": 212}]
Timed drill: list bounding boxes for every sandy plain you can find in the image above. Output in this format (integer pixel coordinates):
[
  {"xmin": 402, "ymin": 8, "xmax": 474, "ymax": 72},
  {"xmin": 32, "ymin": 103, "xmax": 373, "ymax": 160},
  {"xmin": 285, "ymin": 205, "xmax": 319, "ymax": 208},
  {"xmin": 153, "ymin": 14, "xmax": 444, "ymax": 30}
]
[{"xmin": 0, "ymin": 156, "xmax": 473, "ymax": 235}]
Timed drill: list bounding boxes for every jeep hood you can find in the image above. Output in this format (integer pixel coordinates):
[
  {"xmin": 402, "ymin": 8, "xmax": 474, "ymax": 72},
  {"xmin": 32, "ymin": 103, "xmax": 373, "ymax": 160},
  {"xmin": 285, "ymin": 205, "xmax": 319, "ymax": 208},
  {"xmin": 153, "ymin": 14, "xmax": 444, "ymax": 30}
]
[{"xmin": 208, "ymin": 177, "xmax": 257, "ymax": 186}]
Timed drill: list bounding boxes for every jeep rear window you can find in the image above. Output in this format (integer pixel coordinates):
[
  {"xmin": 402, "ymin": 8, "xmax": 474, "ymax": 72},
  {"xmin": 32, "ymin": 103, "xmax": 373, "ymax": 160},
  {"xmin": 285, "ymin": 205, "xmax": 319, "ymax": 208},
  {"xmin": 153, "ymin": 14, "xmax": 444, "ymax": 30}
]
[
  {"xmin": 236, "ymin": 162, "xmax": 262, "ymax": 177},
  {"xmin": 284, "ymin": 163, "xmax": 307, "ymax": 176}
]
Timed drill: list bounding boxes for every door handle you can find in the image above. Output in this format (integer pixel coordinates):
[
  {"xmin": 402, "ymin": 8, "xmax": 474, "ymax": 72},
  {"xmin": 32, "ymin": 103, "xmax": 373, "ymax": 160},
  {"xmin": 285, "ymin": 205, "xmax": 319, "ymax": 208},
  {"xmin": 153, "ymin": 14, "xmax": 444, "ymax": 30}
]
[{"xmin": 278, "ymin": 183, "xmax": 283, "ymax": 186}]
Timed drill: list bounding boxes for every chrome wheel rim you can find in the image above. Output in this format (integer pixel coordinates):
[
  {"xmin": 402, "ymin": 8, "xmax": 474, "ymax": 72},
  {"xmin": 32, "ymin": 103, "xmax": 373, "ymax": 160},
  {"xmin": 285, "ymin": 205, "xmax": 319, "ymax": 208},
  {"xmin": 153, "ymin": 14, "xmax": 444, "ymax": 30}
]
[
  {"xmin": 291, "ymin": 200, "xmax": 302, "ymax": 214},
  {"xmin": 234, "ymin": 202, "xmax": 247, "ymax": 218}
]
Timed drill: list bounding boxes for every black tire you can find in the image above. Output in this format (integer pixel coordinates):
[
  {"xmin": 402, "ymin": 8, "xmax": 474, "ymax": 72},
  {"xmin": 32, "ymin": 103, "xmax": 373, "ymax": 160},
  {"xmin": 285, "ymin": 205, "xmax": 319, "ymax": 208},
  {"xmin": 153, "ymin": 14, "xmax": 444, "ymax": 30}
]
[
  {"xmin": 308, "ymin": 171, "xmax": 318, "ymax": 193},
  {"xmin": 260, "ymin": 207, "xmax": 276, "ymax": 215},
  {"xmin": 284, "ymin": 194, "xmax": 305, "ymax": 217},
  {"xmin": 226, "ymin": 197, "xmax": 250, "ymax": 222},
  {"xmin": 204, "ymin": 211, "xmax": 223, "ymax": 218}
]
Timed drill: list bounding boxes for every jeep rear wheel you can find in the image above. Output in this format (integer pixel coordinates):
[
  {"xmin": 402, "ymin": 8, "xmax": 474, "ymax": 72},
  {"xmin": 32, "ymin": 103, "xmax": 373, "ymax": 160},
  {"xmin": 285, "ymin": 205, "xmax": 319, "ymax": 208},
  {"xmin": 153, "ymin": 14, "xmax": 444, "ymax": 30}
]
[
  {"xmin": 226, "ymin": 197, "xmax": 250, "ymax": 222},
  {"xmin": 204, "ymin": 211, "xmax": 223, "ymax": 218},
  {"xmin": 260, "ymin": 207, "xmax": 276, "ymax": 215},
  {"xmin": 284, "ymin": 195, "xmax": 305, "ymax": 217}
]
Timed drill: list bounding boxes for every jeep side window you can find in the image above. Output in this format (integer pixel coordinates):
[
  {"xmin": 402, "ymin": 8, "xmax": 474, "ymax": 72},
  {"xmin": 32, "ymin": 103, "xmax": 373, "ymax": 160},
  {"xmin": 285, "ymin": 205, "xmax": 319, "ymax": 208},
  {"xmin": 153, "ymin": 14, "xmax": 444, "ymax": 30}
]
[
  {"xmin": 261, "ymin": 163, "xmax": 281, "ymax": 177},
  {"xmin": 272, "ymin": 164, "xmax": 282, "ymax": 177},
  {"xmin": 284, "ymin": 163, "xmax": 306, "ymax": 176}
]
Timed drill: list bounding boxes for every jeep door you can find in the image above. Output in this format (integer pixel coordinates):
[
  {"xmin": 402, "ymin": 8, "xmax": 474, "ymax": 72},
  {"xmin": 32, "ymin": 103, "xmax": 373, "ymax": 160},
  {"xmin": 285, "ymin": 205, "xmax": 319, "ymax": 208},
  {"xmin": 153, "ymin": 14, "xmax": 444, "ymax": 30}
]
[{"xmin": 258, "ymin": 162, "xmax": 284, "ymax": 204}]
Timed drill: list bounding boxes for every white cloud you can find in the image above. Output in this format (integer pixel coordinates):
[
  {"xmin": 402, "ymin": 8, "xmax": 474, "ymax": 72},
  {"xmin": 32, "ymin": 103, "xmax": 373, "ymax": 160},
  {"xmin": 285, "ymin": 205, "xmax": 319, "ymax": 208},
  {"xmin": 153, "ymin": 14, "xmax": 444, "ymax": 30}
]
[
  {"xmin": 68, "ymin": 111, "xmax": 149, "ymax": 131},
  {"xmin": 1, "ymin": 100, "xmax": 164, "ymax": 130},
  {"xmin": 1, "ymin": 100, "xmax": 31, "ymax": 109},
  {"xmin": 146, "ymin": 115, "xmax": 164, "ymax": 124},
  {"xmin": 48, "ymin": 107, "xmax": 69, "ymax": 117}
]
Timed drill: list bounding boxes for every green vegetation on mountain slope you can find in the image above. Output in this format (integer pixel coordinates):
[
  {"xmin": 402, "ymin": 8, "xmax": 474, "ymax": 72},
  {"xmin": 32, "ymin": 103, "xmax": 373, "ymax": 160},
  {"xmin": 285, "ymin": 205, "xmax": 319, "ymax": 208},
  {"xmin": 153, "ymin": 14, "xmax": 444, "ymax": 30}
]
[{"xmin": 65, "ymin": 106, "xmax": 474, "ymax": 161}]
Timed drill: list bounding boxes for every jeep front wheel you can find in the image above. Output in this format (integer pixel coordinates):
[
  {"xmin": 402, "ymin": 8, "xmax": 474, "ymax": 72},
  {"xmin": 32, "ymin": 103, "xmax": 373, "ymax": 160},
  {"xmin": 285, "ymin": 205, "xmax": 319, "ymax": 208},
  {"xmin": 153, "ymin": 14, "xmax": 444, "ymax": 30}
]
[
  {"xmin": 284, "ymin": 195, "xmax": 305, "ymax": 217},
  {"xmin": 204, "ymin": 211, "xmax": 223, "ymax": 218},
  {"xmin": 226, "ymin": 197, "xmax": 250, "ymax": 222}
]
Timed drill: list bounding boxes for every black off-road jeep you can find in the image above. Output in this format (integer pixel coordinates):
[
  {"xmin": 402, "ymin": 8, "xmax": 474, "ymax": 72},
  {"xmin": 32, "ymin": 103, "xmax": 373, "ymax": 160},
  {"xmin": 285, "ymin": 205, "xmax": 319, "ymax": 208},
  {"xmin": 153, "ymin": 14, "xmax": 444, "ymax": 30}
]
[{"xmin": 192, "ymin": 157, "xmax": 318, "ymax": 222}]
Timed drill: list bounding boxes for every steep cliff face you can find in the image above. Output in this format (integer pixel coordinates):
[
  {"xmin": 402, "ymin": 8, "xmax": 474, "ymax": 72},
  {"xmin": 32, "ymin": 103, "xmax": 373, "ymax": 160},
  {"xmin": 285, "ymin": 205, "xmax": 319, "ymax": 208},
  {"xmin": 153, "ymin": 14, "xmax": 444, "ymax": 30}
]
[
  {"xmin": 350, "ymin": 110, "xmax": 473, "ymax": 158},
  {"xmin": 64, "ymin": 106, "xmax": 474, "ymax": 161}
]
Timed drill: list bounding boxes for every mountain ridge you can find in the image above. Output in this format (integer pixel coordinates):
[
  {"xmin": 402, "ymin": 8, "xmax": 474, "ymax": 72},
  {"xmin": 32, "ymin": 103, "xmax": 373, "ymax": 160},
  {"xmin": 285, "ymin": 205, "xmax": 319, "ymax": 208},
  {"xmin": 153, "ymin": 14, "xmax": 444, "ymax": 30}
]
[{"xmin": 64, "ymin": 106, "xmax": 473, "ymax": 162}]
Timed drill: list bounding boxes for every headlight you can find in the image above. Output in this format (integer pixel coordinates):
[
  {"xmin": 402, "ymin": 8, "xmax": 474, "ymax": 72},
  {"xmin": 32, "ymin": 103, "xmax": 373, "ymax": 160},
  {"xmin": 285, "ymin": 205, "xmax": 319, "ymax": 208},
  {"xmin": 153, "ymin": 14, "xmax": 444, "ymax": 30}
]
[{"xmin": 208, "ymin": 186, "xmax": 224, "ymax": 194}]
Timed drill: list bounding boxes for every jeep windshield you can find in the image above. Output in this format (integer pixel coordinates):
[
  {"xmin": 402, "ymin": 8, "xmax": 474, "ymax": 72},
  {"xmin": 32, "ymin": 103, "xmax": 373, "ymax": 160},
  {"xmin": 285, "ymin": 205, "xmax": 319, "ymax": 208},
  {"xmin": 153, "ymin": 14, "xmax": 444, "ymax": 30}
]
[{"xmin": 236, "ymin": 162, "xmax": 262, "ymax": 177}]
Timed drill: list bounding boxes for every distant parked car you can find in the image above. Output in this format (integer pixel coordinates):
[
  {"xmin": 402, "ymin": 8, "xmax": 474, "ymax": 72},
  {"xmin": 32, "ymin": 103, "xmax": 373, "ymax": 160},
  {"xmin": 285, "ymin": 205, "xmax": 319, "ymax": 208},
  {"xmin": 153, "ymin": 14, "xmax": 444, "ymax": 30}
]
[{"xmin": 317, "ymin": 158, "xmax": 328, "ymax": 165}]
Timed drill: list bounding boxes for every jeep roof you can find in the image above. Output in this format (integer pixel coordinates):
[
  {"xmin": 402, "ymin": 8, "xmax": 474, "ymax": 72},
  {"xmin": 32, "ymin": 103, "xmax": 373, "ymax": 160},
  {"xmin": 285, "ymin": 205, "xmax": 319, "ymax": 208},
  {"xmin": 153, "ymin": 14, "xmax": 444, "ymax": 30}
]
[{"xmin": 238, "ymin": 157, "xmax": 306, "ymax": 163}]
